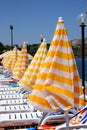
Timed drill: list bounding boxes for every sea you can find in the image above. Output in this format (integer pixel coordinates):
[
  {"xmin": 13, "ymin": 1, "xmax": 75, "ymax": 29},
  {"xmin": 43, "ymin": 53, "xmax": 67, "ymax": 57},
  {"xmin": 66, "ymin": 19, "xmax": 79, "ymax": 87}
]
[{"xmin": 76, "ymin": 58, "xmax": 87, "ymax": 81}]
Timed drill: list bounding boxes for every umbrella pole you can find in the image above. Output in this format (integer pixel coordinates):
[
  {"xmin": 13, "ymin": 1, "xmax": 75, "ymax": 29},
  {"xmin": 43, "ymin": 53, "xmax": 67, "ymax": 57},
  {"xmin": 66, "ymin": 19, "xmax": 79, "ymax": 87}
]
[{"xmin": 64, "ymin": 110, "xmax": 70, "ymax": 130}]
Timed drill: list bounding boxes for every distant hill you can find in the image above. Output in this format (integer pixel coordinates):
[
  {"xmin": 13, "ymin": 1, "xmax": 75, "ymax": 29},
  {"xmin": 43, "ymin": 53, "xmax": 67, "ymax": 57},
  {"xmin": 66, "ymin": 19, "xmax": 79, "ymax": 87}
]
[
  {"xmin": 70, "ymin": 38, "xmax": 87, "ymax": 57},
  {"xmin": 71, "ymin": 38, "xmax": 87, "ymax": 47}
]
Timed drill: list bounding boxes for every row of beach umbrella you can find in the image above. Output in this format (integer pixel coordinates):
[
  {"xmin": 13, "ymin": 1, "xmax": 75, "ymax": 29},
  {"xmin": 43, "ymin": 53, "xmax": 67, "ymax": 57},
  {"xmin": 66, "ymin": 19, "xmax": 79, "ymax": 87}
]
[
  {"xmin": 0, "ymin": 16, "xmax": 85, "ymax": 128},
  {"xmin": 12, "ymin": 43, "xmax": 29, "ymax": 80},
  {"xmin": 2, "ymin": 17, "xmax": 85, "ymax": 110}
]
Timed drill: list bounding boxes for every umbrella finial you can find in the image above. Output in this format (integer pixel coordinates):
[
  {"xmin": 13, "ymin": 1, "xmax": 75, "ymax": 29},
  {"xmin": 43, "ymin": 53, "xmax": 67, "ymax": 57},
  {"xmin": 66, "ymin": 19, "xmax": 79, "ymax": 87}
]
[
  {"xmin": 40, "ymin": 34, "xmax": 44, "ymax": 42},
  {"xmin": 58, "ymin": 17, "xmax": 64, "ymax": 22},
  {"xmin": 43, "ymin": 38, "xmax": 46, "ymax": 42},
  {"xmin": 23, "ymin": 41, "xmax": 26, "ymax": 44}
]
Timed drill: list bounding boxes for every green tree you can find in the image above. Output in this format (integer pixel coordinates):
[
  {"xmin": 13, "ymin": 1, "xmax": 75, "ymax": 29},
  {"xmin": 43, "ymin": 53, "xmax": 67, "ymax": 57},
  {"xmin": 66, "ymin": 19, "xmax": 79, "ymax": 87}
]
[{"xmin": 0, "ymin": 42, "xmax": 5, "ymax": 54}]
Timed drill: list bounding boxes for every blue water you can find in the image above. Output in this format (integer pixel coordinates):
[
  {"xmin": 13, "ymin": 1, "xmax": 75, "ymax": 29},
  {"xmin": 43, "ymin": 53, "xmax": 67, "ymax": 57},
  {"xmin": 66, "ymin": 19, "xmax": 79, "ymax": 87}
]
[{"xmin": 76, "ymin": 58, "xmax": 87, "ymax": 81}]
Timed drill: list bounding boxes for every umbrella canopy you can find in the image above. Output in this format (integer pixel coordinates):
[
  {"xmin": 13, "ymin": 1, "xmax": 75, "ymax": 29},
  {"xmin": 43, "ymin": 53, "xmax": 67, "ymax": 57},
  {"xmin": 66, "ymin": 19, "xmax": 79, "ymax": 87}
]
[
  {"xmin": 19, "ymin": 38, "xmax": 47, "ymax": 91},
  {"xmin": 12, "ymin": 43, "xmax": 29, "ymax": 80},
  {"xmin": 11, "ymin": 46, "xmax": 18, "ymax": 70},
  {"xmin": 2, "ymin": 51, "xmax": 12, "ymax": 68},
  {"xmin": 12, "ymin": 51, "xmax": 22, "ymax": 79},
  {"xmin": 20, "ymin": 43, "xmax": 29, "ymax": 74},
  {"xmin": 0, "ymin": 50, "xmax": 12, "ymax": 59},
  {"xmin": 4, "ymin": 47, "xmax": 17, "ymax": 70},
  {"xmin": 29, "ymin": 17, "xmax": 84, "ymax": 113}
]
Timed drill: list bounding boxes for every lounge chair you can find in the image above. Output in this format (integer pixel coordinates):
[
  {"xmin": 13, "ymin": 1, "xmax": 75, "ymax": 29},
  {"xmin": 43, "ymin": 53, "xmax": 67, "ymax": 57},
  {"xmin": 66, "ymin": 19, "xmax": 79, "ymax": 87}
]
[
  {"xmin": 0, "ymin": 104, "xmax": 35, "ymax": 113},
  {"xmin": 55, "ymin": 105, "xmax": 87, "ymax": 130},
  {"xmin": 40, "ymin": 111, "xmax": 75, "ymax": 126},
  {"xmin": 0, "ymin": 94, "xmax": 21, "ymax": 100},
  {"xmin": 0, "ymin": 111, "xmax": 43, "ymax": 129},
  {"xmin": 0, "ymin": 99, "xmax": 27, "ymax": 106},
  {"xmin": 0, "ymin": 90, "xmax": 16, "ymax": 95},
  {"xmin": 39, "ymin": 107, "xmax": 77, "ymax": 126}
]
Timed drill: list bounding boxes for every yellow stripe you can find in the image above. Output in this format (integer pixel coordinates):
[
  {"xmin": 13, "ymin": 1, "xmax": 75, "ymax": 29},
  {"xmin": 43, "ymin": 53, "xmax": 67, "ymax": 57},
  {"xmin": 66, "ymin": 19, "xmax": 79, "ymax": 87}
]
[
  {"xmin": 29, "ymin": 75, "xmax": 37, "ymax": 81},
  {"xmin": 37, "ymin": 49, "xmax": 47, "ymax": 52},
  {"xmin": 33, "ymin": 84, "xmax": 43, "ymax": 90},
  {"xmin": 22, "ymin": 74, "xmax": 31, "ymax": 79},
  {"xmin": 20, "ymin": 80, "xmax": 28, "ymax": 86},
  {"xmin": 38, "ymin": 72, "xmax": 47, "ymax": 80},
  {"xmin": 50, "ymin": 40, "xmax": 59, "ymax": 47},
  {"xmin": 55, "ymin": 51, "xmax": 74, "ymax": 60},
  {"xmin": 51, "ymin": 93, "xmax": 72, "ymax": 108},
  {"xmin": 58, "ymin": 21, "xmax": 64, "ymax": 24},
  {"xmin": 27, "ymin": 80, "xmax": 35, "ymax": 86},
  {"xmin": 29, "ymin": 61, "xmax": 44, "ymax": 66},
  {"xmin": 41, "ymin": 71, "xmax": 80, "ymax": 86},
  {"xmin": 29, "ymin": 91, "xmax": 72, "ymax": 110},
  {"xmin": 47, "ymin": 50, "xmax": 74, "ymax": 61},
  {"xmin": 45, "ymin": 61, "xmax": 78, "ymax": 73},
  {"xmin": 74, "ymin": 86, "xmax": 83, "ymax": 94},
  {"xmin": 74, "ymin": 97, "xmax": 85, "ymax": 106},
  {"xmin": 25, "ymin": 68, "xmax": 39, "ymax": 75},
  {"xmin": 48, "ymin": 40, "xmax": 73, "ymax": 51},
  {"xmin": 47, "ymin": 50, "xmax": 56, "ymax": 57},
  {"xmin": 43, "ymin": 85, "xmax": 74, "ymax": 99},
  {"xmin": 54, "ymin": 29, "xmax": 68, "ymax": 36},
  {"xmin": 29, "ymin": 95, "xmax": 52, "ymax": 108}
]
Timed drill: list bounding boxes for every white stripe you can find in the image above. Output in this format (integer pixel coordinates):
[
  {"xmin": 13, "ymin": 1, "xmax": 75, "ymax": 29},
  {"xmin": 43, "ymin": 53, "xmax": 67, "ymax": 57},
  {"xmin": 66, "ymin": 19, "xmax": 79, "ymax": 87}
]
[
  {"xmin": 20, "ymin": 78, "xmax": 29, "ymax": 83},
  {"xmin": 46, "ymin": 55, "xmax": 76, "ymax": 67},
  {"xmin": 36, "ymin": 77, "xmax": 81, "ymax": 92},
  {"xmin": 21, "ymin": 76, "xmax": 33, "ymax": 82},
  {"xmin": 24, "ymin": 71, "xmax": 32, "ymax": 75},
  {"xmin": 46, "ymin": 96, "xmax": 59, "ymax": 109},
  {"xmin": 56, "ymin": 24, "xmax": 65, "ymax": 30},
  {"xmin": 27, "ymin": 60, "xmax": 44, "ymax": 65},
  {"xmin": 43, "ymin": 67, "xmax": 79, "ymax": 79},
  {"xmin": 35, "ymin": 47, "xmax": 47, "ymax": 52},
  {"xmin": 20, "ymin": 54, "xmax": 28, "ymax": 56},
  {"xmin": 34, "ymin": 53, "xmax": 46, "ymax": 57},
  {"xmin": 59, "ymin": 45, "xmax": 73, "ymax": 54},
  {"xmin": 13, "ymin": 72, "xmax": 20, "ymax": 74},
  {"xmin": 13, "ymin": 69, "xmax": 20, "ymax": 72},
  {"xmin": 52, "ymin": 35, "xmax": 68, "ymax": 41},
  {"xmin": 31, "ymin": 90, "xmax": 47, "ymax": 99},
  {"xmin": 74, "ymin": 92, "xmax": 83, "ymax": 98},
  {"xmin": 26, "ymin": 65, "xmax": 41, "ymax": 71},
  {"xmin": 48, "ymin": 45, "xmax": 57, "ymax": 52},
  {"xmin": 27, "ymin": 65, "xmax": 41, "ymax": 71},
  {"xmin": 49, "ymin": 45, "xmax": 73, "ymax": 54},
  {"xmin": 29, "ymin": 101, "xmax": 53, "ymax": 113}
]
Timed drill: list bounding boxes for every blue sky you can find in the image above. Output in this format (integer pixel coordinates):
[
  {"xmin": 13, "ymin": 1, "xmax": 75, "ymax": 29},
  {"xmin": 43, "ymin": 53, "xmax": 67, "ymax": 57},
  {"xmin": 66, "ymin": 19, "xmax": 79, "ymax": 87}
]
[{"xmin": 0, "ymin": 0, "xmax": 87, "ymax": 46}]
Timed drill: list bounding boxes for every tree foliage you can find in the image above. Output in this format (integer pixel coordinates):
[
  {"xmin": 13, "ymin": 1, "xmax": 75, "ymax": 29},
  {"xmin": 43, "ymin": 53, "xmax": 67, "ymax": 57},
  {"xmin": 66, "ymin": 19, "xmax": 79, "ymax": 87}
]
[
  {"xmin": 0, "ymin": 42, "xmax": 87, "ymax": 57},
  {"xmin": 0, "ymin": 42, "xmax": 5, "ymax": 54}
]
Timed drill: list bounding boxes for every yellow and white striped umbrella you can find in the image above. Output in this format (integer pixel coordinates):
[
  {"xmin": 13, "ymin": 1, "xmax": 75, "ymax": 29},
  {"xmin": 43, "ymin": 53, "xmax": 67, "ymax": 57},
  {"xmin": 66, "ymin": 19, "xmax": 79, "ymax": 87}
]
[
  {"xmin": 5, "ymin": 48, "xmax": 17, "ymax": 70},
  {"xmin": 12, "ymin": 51, "xmax": 22, "ymax": 79},
  {"xmin": 19, "ymin": 43, "xmax": 29, "ymax": 75},
  {"xmin": 12, "ymin": 43, "xmax": 29, "ymax": 80},
  {"xmin": 19, "ymin": 38, "xmax": 47, "ymax": 91},
  {"xmin": 2, "ymin": 51, "xmax": 11, "ymax": 68},
  {"xmin": 29, "ymin": 17, "xmax": 84, "ymax": 113},
  {"xmin": 11, "ymin": 46, "xmax": 17, "ymax": 70}
]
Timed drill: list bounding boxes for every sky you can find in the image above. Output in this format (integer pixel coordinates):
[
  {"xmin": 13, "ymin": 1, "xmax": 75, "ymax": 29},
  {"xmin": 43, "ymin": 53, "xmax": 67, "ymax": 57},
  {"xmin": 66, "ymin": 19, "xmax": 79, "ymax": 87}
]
[{"xmin": 0, "ymin": 0, "xmax": 87, "ymax": 46}]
